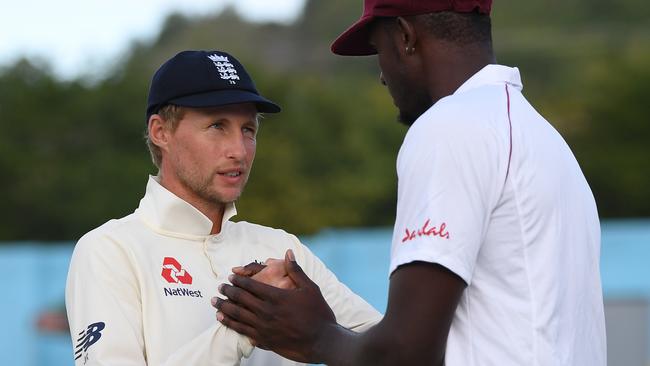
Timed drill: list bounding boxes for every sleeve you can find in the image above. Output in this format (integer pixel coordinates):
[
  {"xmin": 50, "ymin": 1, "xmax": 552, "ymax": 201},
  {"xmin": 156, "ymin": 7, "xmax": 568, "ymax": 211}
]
[
  {"xmin": 292, "ymin": 238, "xmax": 383, "ymax": 333},
  {"xmin": 66, "ymin": 231, "xmax": 147, "ymax": 365},
  {"xmin": 162, "ymin": 324, "xmax": 253, "ymax": 366},
  {"xmin": 389, "ymin": 114, "xmax": 509, "ymax": 284},
  {"xmin": 65, "ymin": 230, "xmax": 253, "ymax": 366}
]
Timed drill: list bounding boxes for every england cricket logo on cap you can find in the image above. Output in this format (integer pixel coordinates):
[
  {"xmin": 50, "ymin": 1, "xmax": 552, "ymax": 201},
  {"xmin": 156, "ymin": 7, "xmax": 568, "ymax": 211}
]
[{"xmin": 207, "ymin": 53, "xmax": 240, "ymax": 85}]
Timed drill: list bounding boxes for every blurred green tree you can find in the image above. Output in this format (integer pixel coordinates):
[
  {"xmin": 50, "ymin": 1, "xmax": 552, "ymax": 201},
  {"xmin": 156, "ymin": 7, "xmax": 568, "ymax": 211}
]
[{"xmin": 0, "ymin": 0, "xmax": 648, "ymax": 241}]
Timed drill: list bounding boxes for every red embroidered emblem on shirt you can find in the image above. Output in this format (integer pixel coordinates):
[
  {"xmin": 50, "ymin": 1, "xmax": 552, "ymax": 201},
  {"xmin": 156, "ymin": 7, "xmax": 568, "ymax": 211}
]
[
  {"xmin": 161, "ymin": 257, "xmax": 193, "ymax": 285},
  {"xmin": 402, "ymin": 219, "xmax": 450, "ymax": 243}
]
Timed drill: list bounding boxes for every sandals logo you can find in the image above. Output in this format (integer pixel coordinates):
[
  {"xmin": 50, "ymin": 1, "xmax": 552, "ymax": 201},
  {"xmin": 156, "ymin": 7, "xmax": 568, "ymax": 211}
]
[{"xmin": 402, "ymin": 219, "xmax": 451, "ymax": 243}]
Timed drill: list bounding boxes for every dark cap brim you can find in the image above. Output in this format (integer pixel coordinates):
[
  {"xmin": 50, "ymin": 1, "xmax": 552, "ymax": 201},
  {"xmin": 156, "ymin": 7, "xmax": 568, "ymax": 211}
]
[
  {"xmin": 169, "ymin": 89, "xmax": 281, "ymax": 114},
  {"xmin": 331, "ymin": 15, "xmax": 377, "ymax": 56}
]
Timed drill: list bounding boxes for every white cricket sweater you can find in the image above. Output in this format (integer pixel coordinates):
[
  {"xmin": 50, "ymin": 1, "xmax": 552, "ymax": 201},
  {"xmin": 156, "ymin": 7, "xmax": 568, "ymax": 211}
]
[{"xmin": 66, "ymin": 176, "xmax": 381, "ymax": 366}]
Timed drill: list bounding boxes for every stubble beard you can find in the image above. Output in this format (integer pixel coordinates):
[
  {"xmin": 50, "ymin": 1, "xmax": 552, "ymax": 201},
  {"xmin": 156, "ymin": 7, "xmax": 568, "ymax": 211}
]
[
  {"xmin": 176, "ymin": 165, "xmax": 247, "ymax": 208},
  {"xmin": 397, "ymin": 100, "xmax": 433, "ymax": 126},
  {"xmin": 393, "ymin": 83, "xmax": 434, "ymax": 127},
  {"xmin": 397, "ymin": 110, "xmax": 419, "ymax": 126}
]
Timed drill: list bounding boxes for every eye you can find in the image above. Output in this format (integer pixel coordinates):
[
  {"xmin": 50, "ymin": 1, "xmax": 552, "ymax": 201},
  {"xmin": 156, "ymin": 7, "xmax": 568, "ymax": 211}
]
[
  {"xmin": 210, "ymin": 122, "xmax": 224, "ymax": 130},
  {"xmin": 243, "ymin": 126, "xmax": 257, "ymax": 138}
]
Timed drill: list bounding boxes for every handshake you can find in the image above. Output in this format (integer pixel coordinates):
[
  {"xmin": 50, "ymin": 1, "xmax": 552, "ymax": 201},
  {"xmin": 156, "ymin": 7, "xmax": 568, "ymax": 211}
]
[{"xmin": 231, "ymin": 254, "xmax": 296, "ymax": 290}]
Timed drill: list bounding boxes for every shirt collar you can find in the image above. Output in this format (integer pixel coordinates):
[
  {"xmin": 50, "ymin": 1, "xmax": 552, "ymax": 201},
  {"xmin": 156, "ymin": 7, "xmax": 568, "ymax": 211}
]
[
  {"xmin": 136, "ymin": 175, "xmax": 237, "ymax": 237},
  {"xmin": 453, "ymin": 64, "xmax": 523, "ymax": 95}
]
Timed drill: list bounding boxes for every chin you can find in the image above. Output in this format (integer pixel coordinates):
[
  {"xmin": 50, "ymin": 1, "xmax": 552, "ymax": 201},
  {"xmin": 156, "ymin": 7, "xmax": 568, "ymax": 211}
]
[
  {"xmin": 216, "ymin": 194, "xmax": 240, "ymax": 205},
  {"xmin": 398, "ymin": 101, "xmax": 434, "ymax": 127},
  {"xmin": 222, "ymin": 189, "xmax": 245, "ymax": 203},
  {"xmin": 202, "ymin": 188, "xmax": 241, "ymax": 207},
  {"xmin": 397, "ymin": 111, "xmax": 419, "ymax": 127}
]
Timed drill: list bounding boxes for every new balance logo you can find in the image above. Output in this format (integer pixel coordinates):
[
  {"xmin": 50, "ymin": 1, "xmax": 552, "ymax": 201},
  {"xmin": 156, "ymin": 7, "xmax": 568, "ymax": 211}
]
[
  {"xmin": 161, "ymin": 257, "xmax": 193, "ymax": 284},
  {"xmin": 75, "ymin": 322, "xmax": 105, "ymax": 362}
]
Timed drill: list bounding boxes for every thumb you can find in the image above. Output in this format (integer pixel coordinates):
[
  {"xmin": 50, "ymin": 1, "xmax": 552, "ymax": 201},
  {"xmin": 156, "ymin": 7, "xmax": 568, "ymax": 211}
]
[{"xmin": 284, "ymin": 249, "xmax": 310, "ymax": 288}]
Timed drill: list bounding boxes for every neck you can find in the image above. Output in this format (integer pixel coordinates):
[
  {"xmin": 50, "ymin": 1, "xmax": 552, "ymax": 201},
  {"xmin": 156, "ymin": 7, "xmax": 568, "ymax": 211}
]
[
  {"xmin": 157, "ymin": 171, "xmax": 226, "ymax": 235},
  {"xmin": 424, "ymin": 44, "xmax": 496, "ymax": 103}
]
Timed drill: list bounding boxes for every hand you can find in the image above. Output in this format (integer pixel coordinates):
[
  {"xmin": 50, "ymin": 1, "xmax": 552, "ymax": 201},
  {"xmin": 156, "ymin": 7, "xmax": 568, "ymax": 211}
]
[
  {"xmin": 233, "ymin": 259, "xmax": 296, "ymax": 290},
  {"xmin": 213, "ymin": 250, "xmax": 336, "ymax": 363},
  {"xmin": 251, "ymin": 258, "xmax": 296, "ymax": 290},
  {"xmin": 231, "ymin": 261, "xmax": 266, "ymax": 277}
]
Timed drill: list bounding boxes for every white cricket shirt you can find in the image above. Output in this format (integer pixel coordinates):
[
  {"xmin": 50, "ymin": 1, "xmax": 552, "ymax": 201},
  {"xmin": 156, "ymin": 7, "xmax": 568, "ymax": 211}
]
[
  {"xmin": 66, "ymin": 176, "xmax": 381, "ymax": 366},
  {"xmin": 389, "ymin": 65, "xmax": 606, "ymax": 365}
]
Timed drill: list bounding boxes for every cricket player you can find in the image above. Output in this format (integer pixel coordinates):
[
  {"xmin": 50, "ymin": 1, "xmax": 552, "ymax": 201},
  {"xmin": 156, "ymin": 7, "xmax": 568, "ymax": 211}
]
[
  {"xmin": 215, "ymin": 1, "xmax": 607, "ymax": 365},
  {"xmin": 65, "ymin": 50, "xmax": 381, "ymax": 366}
]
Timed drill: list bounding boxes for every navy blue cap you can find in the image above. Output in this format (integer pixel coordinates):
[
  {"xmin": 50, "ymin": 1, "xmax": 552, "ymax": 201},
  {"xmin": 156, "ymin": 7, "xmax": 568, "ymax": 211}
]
[{"xmin": 146, "ymin": 50, "xmax": 281, "ymax": 121}]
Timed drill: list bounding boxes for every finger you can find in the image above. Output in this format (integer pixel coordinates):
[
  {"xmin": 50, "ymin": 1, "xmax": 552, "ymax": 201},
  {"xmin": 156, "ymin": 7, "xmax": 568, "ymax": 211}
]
[
  {"xmin": 232, "ymin": 263, "xmax": 266, "ymax": 277},
  {"xmin": 284, "ymin": 249, "xmax": 312, "ymax": 288},
  {"xmin": 286, "ymin": 248, "xmax": 296, "ymax": 261},
  {"xmin": 228, "ymin": 274, "xmax": 285, "ymax": 303},
  {"xmin": 244, "ymin": 262, "xmax": 267, "ymax": 275},
  {"xmin": 215, "ymin": 297, "xmax": 259, "ymax": 327},
  {"xmin": 217, "ymin": 311, "xmax": 259, "ymax": 340},
  {"xmin": 232, "ymin": 266, "xmax": 247, "ymax": 276},
  {"xmin": 219, "ymin": 282, "xmax": 268, "ymax": 312}
]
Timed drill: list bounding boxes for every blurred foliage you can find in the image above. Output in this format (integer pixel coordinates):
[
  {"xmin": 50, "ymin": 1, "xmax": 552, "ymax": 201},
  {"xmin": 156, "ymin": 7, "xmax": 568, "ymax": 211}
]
[{"xmin": 0, "ymin": 0, "xmax": 648, "ymax": 241}]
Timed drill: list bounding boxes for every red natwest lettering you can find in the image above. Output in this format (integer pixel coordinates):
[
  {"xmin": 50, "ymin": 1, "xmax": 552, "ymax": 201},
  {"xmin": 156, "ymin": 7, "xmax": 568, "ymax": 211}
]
[{"xmin": 401, "ymin": 219, "xmax": 450, "ymax": 243}]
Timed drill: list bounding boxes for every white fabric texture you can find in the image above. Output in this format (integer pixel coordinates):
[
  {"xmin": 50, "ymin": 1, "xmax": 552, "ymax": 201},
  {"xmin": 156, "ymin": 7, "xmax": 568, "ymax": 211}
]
[
  {"xmin": 66, "ymin": 176, "xmax": 381, "ymax": 366},
  {"xmin": 389, "ymin": 65, "xmax": 606, "ymax": 365}
]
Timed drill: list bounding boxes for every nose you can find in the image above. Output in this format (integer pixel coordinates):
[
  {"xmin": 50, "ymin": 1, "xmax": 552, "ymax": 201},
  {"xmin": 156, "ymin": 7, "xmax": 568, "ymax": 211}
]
[
  {"xmin": 225, "ymin": 133, "xmax": 247, "ymax": 161},
  {"xmin": 379, "ymin": 72, "xmax": 386, "ymax": 86}
]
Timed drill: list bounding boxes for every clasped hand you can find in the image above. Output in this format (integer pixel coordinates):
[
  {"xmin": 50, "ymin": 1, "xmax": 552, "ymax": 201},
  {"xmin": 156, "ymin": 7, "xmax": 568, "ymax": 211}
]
[{"xmin": 212, "ymin": 250, "xmax": 337, "ymax": 363}]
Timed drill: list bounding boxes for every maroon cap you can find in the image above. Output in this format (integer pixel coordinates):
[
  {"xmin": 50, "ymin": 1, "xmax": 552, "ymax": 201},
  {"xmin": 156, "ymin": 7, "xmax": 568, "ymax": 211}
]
[{"xmin": 331, "ymin": 0, "xmax": 492, "ymax": 56}]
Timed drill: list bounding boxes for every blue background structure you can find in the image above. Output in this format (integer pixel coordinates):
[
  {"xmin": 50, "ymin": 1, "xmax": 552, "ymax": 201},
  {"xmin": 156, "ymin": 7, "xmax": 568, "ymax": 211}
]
[{"xmin": 0, "ymin": 220, "xmax": 648, "ymax": 365}]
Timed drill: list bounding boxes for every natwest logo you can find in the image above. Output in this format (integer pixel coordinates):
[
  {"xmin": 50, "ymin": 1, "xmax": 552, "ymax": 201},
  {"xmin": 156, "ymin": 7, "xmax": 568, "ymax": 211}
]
[{"xmin": 161, "ymin": 257, "xmax": 193, "ymax": 285}]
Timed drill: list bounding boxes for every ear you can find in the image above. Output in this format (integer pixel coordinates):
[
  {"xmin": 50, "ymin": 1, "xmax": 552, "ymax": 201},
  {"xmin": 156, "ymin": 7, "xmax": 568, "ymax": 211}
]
[
  {"xmin": 396, "ymin": 17, "xmax": 417, "ymax": 55},
  {"xmin": 148, "ymin": 114, "xmax": 171, "ymax": 152}
]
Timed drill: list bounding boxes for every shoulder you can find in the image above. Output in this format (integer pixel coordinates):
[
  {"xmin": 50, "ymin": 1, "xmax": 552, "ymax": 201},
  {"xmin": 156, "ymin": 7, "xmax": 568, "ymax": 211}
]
[
  {"xmin": 402, "ymin": 87, "xmax": 510, "ymax": 157},
  {"xmin": 72, "ymin": 213, "xmax": 140, "ymax": 261},
  {"xmin": 226, "ymin": 221, "xmax": 320, "ymax": 265},
  {"xmin": 227, "ymin": 221, "xmax": 301, "ymax": 246},
  {"xmin": 68, "ymin": 215, "xmax": 145, "ymax": 289},
  {"xmin": 423, "ymin": 85, "xmax": 508, "ymax": 131}
]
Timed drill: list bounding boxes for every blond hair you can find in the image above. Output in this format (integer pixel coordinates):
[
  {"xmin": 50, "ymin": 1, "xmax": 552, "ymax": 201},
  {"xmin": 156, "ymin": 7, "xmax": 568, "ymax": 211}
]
[{"xmin": 145, "ymin": 104, "xmax": 185, "ymax": 169}]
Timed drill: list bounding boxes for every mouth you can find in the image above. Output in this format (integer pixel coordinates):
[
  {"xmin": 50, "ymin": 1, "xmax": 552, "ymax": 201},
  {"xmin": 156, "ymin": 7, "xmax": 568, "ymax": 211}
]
[{"xmin": 217, "ymin": 168, "xmax": 246, "ymax": 182}]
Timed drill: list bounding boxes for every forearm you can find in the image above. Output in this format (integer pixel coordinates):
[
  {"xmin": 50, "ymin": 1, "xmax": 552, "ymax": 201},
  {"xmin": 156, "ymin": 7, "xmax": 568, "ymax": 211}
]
[
  {"xmin": 217, "ymin": 256, "xmax": 457, "ymax": 365},
  {"xmin": 316, "ymin": 322, "xmax": 417, "ymax": 366},
  {"xmin": 316, "ymin": 316, "xmax": 447, "ymax": 366}
]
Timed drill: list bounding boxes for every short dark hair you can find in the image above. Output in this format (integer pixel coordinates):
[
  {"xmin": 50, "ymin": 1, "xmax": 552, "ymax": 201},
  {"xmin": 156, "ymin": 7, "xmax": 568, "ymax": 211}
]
[{"xmin": 417, "ymin": 10, "xmax": 492, "ymax": 46}]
